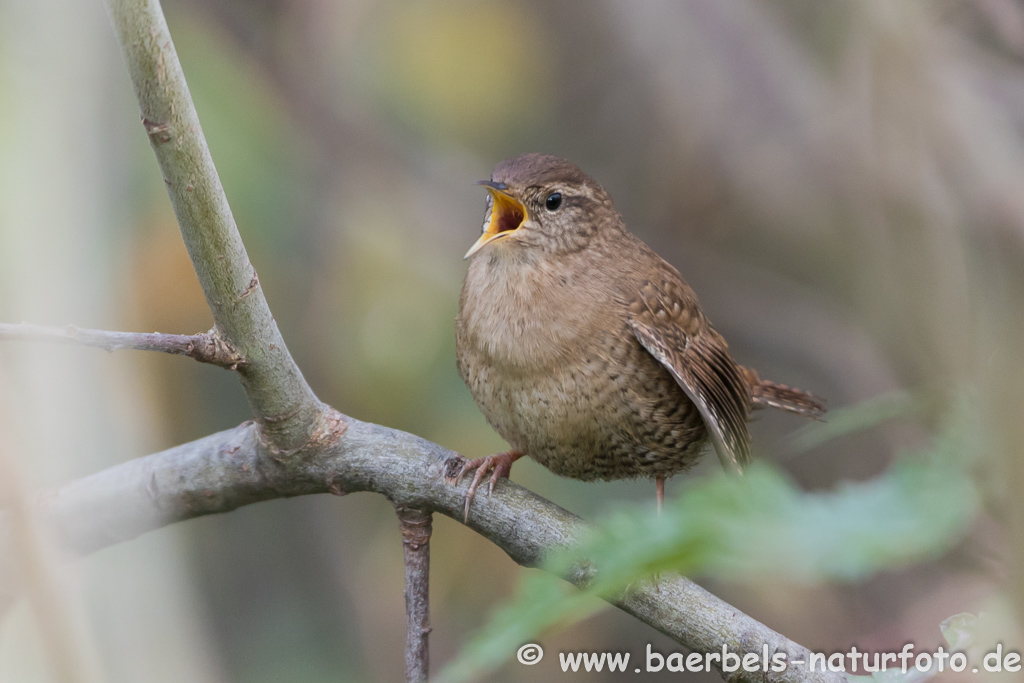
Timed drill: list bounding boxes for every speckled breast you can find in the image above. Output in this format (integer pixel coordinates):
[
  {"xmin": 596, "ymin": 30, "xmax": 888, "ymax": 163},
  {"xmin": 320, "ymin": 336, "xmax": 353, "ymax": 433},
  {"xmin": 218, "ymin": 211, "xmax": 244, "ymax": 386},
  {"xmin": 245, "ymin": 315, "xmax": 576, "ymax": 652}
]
[{"xmin": 457, "ymin": 322, "xmax": 709, "ymax": 481}]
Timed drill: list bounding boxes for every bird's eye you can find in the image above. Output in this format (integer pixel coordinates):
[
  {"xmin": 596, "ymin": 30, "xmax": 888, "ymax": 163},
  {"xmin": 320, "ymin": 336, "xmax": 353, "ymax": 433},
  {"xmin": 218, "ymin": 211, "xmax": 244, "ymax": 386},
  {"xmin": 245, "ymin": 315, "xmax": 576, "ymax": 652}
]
[{"xmin": 545, "ymin": 192, "xmax": 563, "ymax": 211}]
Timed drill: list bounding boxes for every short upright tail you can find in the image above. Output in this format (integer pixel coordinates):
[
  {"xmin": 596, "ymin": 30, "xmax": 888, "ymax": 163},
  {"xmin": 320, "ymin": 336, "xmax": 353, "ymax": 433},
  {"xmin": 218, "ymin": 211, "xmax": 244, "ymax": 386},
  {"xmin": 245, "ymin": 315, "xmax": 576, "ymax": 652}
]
[{"xmin": 741, "ymin": 367, "xmax": 827, "ymax": 420}]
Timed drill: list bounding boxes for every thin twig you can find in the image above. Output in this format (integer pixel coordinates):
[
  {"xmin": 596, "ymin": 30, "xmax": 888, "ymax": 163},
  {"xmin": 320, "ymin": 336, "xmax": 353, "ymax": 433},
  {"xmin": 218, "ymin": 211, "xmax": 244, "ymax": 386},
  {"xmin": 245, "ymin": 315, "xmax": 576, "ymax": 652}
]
[
  {"xmin": 0, "ymin": 323, "xmax": 246, "ymax": 370},
  {"xmin": 397, "ymin": 507, "xmax": 432, "ymax": 683}
]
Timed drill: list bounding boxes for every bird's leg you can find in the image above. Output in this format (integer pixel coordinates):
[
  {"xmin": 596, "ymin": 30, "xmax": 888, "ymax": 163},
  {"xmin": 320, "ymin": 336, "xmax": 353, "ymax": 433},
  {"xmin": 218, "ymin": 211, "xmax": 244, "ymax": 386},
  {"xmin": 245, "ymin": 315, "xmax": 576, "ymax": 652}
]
[
  {"xmin": 454, "ymin": 450, "xmax": 524, "ymax": 522},
  {"xmin": 654, "ymin": 476, "xmax": 666, "ymax": 593}
]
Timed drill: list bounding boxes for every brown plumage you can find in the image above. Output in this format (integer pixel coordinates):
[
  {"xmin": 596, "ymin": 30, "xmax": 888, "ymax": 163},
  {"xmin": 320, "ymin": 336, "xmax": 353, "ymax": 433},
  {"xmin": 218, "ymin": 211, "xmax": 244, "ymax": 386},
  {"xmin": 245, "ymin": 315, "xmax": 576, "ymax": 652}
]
[{"xmin": 453, "ymin": 153, "xmax": 824, "ymax": 519}]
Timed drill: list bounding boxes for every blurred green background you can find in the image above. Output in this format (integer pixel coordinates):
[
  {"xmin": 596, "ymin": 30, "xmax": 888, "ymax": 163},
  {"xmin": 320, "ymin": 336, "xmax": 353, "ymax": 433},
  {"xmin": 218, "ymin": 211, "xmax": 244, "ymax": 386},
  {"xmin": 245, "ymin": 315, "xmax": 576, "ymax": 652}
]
[{"xmin": 2, "ymin": 0, "xmax": 1024, "ymax": 681}]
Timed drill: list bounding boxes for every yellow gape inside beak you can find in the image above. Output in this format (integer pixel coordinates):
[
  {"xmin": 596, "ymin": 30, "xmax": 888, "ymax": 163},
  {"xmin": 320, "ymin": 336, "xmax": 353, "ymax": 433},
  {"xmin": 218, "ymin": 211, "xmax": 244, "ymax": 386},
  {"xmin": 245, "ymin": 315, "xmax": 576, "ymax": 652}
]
[{"xmin": 464, "ymin": 185, "xmax": 528, "ymax": 259}]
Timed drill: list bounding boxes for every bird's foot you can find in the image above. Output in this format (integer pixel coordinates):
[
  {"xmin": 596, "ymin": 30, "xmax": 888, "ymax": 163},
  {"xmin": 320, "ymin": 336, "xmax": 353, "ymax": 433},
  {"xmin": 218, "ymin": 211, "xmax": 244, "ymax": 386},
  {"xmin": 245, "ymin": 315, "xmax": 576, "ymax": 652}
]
[{"xmin": 453, "ymin": 450, "xmax": 524, "ymax": 523}]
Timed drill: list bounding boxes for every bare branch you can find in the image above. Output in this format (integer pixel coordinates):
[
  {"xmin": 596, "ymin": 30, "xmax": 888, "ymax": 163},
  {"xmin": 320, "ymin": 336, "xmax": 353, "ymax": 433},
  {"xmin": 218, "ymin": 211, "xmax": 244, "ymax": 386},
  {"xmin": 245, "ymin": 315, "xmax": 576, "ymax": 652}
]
[
  {"xmin": 397, "ymin": 507, "xmax": 432, "ymax": 683},
  {"xmin": 1, "ymin": 417, "xmax": 844, "ymax": 683},
  {"xmin": 103, "ymin": 0, "xmax": 324, "ymax": 451},
  {"xmin": 0, "ymin": 323, "xmax": 246, "ymax": 370}
]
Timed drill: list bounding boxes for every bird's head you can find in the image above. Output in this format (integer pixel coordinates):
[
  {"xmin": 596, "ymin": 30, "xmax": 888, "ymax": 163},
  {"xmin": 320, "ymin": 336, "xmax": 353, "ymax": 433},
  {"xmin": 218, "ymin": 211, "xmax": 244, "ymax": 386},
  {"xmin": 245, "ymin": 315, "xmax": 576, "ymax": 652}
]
[{"xmin": 464, "ymin": 153, "xmax": 618, "ymax": 260}]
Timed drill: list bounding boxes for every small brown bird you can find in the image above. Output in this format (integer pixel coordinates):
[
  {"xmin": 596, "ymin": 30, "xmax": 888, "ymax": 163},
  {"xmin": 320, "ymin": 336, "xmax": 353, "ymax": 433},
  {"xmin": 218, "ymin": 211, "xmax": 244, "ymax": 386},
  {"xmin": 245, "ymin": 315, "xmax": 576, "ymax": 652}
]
[{"xmin": 454, "ymin": 154, "xmax": 823, "ymax": 520}]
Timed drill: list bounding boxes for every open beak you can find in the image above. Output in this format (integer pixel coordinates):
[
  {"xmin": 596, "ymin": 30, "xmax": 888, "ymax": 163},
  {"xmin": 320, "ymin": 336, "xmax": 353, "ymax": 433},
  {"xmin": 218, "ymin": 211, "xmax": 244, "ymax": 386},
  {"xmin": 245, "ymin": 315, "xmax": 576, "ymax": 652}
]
[{"xmin": 464, "ymin": 181, "xmax": 528, "ymax": 259}]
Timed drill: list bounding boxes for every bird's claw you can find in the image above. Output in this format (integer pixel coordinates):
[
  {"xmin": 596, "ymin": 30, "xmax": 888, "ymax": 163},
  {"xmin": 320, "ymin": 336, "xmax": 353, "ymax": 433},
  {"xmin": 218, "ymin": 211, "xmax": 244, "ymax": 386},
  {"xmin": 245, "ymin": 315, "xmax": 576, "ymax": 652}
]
[{"xmin": 453, "ymin": 451, "xmax": 522, "ymax": 523}]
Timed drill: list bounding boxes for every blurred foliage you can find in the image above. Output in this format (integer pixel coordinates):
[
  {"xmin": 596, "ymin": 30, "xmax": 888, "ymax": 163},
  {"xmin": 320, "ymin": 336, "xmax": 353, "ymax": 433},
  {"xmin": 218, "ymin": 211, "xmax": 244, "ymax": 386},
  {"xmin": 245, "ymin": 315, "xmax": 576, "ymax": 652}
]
[
  {"xmin": 368, "ymin": 1, "xmax": 554, "ymax": 147},
  {"xmin": 787, "ymin": 391, "xmax": 923, "ymax": 455},
  {"xmin": 442, "ymin": 398, "xmax": 980, "ymax": 681},
  {"xmin": 939, "ymin": 612, "xmax": 978, "ymax": 652},
  {"xmin": 172, "ymin": 11, "xmax": 317, "ymax": 253}
]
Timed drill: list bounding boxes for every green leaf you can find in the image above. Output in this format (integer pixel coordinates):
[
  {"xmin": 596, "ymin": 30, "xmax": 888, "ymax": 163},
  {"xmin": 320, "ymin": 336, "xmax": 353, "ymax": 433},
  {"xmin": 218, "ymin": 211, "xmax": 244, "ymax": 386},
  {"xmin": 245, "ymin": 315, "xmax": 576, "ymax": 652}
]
[
  {"xmin": 440, "ymin": 402, "xmax": 980, "ymax": 682},
  {"xmin": 437, "ymin": 573, "xmax": 604, "ymax": 683},
  {"xmin": 940, "ymin": 612, "xmax": 979, "ymax": 651},
  {"xmin": 846, "ymin": 612, "xmax": 979, "ymax": 683}
]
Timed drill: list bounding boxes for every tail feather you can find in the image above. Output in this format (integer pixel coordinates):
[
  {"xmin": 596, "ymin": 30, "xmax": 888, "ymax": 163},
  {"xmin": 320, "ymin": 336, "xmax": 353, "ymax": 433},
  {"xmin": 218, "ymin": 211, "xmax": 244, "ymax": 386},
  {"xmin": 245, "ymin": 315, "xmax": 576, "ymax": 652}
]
[
  {"xmin": 741, "ymin": 367, "xmax": 827, "ymax": 420},
  {"xmin": 752, "ymin": 381, "xmax": 827, "ymax": 419}
]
